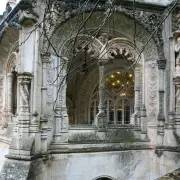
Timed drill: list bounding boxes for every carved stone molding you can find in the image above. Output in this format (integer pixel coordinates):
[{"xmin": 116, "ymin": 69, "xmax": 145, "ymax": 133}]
[
  {"xmin": 43, "ymin": 1, "xmax": 162, "ymax": 59},
  {"xmin": 41, "ymin": 53, "xmax": 51, "ymax": 64},
  {"xmin": 157, "ymin": 59, "xmax": 166, "ymax": 69},
  {"xmin": 147, "ymin": 62, "xmax": 158, "ymax": 122},
  {"xmin": 19, "ymin": 0, "xmax": 38, "ymax": 25},
  {"xmin": 18, "ymin": 73, "xmax": 32, "ymax": 110}
]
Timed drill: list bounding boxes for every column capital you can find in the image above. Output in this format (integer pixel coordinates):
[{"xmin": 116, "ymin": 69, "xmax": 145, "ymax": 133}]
[
  {"xmin": 134, "ymin": 86, "xmax": 140, "ymax": 91},
  {"xmin": 98, "ymin": 59, "xmax": 108, "ymax": 66},
  {"xmin": 41, "ymin": 53, "xmax": 51, "ymax": 64},
  {"xmin": 157, "ymin": 59, "xmax": 166, "ymax": 69},
  {"xmin": 18, "ymin": 72, "xmax": 33, "ymax": 84}
]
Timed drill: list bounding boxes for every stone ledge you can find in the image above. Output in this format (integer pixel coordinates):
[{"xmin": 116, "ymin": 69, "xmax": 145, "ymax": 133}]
[{"xmin": 49, "ymin": 142, "xmax": 154, "ymax": 154}]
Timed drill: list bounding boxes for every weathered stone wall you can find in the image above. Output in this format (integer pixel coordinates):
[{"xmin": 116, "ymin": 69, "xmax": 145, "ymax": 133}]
[
  {"xmin": 0, "ymin": 142, "xmax": 9, "ymax": 172},
  {"xmin": 26, "ymin": 150, "xmax": 180, "ymax": 180}
]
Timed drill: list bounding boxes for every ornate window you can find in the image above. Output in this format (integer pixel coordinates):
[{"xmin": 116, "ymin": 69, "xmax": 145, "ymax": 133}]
[{"xmin": 89, "ymin": 70, "xmax": 134, "ymax": 124}]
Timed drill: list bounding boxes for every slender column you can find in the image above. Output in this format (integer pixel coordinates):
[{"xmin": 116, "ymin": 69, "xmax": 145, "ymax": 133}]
[
  {"xmin": 140, "ymin": 59, "xmax": 147, "ymax": 139},
  {"xmin": 40, "ymin": 54, "xmax": 51, "ymax": 152},
  {"xmin": 134, "ymin": 86, "xmax": 140, "ymax": 127},
  {"xmin": 157, "ymin": 60, "xmax": 166, "ymax": 146},
  {"xmin": 54, "ymin": 57, "xmax": 68, "ymax": 143},
  {"xmin": 174, "ymin": 37, "xmax": 180, "ymax": 136},
  {"xmin": 30, "ymin": 28, "xmax": 41, "ymax": 133},
  {"xmin": 168, "ymin": 37, "xmax": 175, "ymax": 124},
  {"xmin": 122, "ymin": 98, "xmax": 125, "ymax": 124},
  {"xmin": 131, "ymin": 67, "xmax": 140, "ymax": 128},
  {"xmin": 7, "ymin": 73, "xmax": 13, "ymax": 124},
  {"xmin": 95, "ymin": 59, "xmax": 108, "ymax": 130}
]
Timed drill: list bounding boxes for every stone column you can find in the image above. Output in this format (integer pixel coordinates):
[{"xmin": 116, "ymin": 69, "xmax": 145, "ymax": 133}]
[
  {"xmin": 7, "ymin": 73, "xmax": 13, "ymax": 124},
  {"xmin": 133, "ymin": 86, "xmax": 141, "ymax": 128},
  {"xmin": 95, "ymin": 59, "xmax": 108, "ymax": 130},
  {"xmin": 163, "ymin": 37, "xmax": 177, "ymax": 147},
  {"xmin": 131, "ymin": 67, "xmax": 141, "ymax": 128},
  {"xmin": 40, "ymin": 53, "xmax": 51, "ymax": 152},
  {"xmin": 140, "ymin": 61, "xmax": 147, "ymax": 140},
  {"xmin": 18, "ymin": 73, "xmax": 32, "ymax": 140},
  {"xmin": 54, "ymin": 57, "xmax": 69, "ymax": 143},
  {"xmin": 174, "ymin": 77, "xmax": 180, "ymax": 136},
  {"xmin": 174, "ymin": 36, "xmax": 180, "ymax": 137},
  {"xmin": 157, "ymin": 60, "xmax": 166, "ymax": 147}
]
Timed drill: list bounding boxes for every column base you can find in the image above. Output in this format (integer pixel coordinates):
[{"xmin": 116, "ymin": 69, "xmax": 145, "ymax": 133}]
[
  {"xmin": 95, "ymin": 112, "xmax": 107, "ymax": 130},
  {"xmin": 175, "ymin": 114, "xmax": 180, "ymax": 136},
  {"xmin": 97, "ymin": 131, "xmax": 106, "ymax": 140},
  {"xmin": 53, "ymin": 134, "xmax": 62, "ymax": 143},
  {"xmin": 163, "ymin": 123, "xmax": 177, "ymax": 147},
  {"xmin": 141, "ymin": 132, "xmax": 148, "ymax": 141}
]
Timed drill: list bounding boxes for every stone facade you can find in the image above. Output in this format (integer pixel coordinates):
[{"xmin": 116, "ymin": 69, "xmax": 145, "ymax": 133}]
[{"xmin": 0, "ymin": 0, "xmax": 180, "ymax": 180}]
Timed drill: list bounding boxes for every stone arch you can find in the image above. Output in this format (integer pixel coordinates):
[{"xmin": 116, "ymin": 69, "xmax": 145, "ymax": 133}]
[
  {"xmin": 2, "ymin": 50, "xmax": 19, "ymax": 127},
  {"xmin": 93, "ymin": 175, "xmax": 116, "ymax": 180},
  {"xmin": 50, "ymin": 8, "xmax": 159, "ymax": 125},
  {"xmin": 44, "ymin": 2, "xmax": 161, "ymax": 60},
  {"xmin": 106, "ymin": 38, "xmax": 141, "ymax": 62},
  {"xmin": 5, "ymin": 52, "xmax": 18, "ymax": 74},
  {"xmin": 60, "ymin": 34, "xmax": 104, "ymax": 59}
]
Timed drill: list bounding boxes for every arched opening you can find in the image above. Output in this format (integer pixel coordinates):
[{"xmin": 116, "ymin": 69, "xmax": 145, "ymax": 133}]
[
  {"xmin": 89, "ymin": 69, "xmax": 134, "ymax": 125},
  {"xmin": 93, "ymin": 176, "xmax": 115, "ymax": 180}
]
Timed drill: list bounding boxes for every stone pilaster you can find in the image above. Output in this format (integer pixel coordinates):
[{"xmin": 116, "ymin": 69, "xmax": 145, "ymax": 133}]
[
  {"xmin": 157, "ymin": 59, "xmax": 166, "ymax": 147},
  {"xmin": 95, "ymin": 59, "xmax": 108, "ymax": 131}
]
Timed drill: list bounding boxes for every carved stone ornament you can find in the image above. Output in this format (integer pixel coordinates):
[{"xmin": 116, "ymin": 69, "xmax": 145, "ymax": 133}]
[
  {"xmin": 157, "ymin": 59, "xmax": 166, "ymax": 69},
  {"xmin": 19, "ymin": 0, "xmax": 38, "ymax": 25},
  {"xmin": 96, "ymin": 112, "xmax": 108, "ymax": 130},
  {"xmin": 147, "ymin": 62, "xmax": 158, "ymax": 122},
  {"xmin": 41, "ymin": 53, "xmax": 51, "ymax": 64},
  {"xmin": 105, "ymin": 38, "xmax": 139, "ymax": 63},
  {"xmin": 174, "ymin": 77, "xmax": 180, "ymax": 113},
  {"xmin": 42, "ymin": 1, "xmax": 67, "ymax": 54},
  {"xmin": 175, "ymin": 37, "xmax": 180, "ymax": 65},
  {"xmin": 18, "ymin": 73, "xmax": 32, "ymax": 108},
  {"xmin": 61, "ymin": 35, "xmax": 103, "ymax": 59}
]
